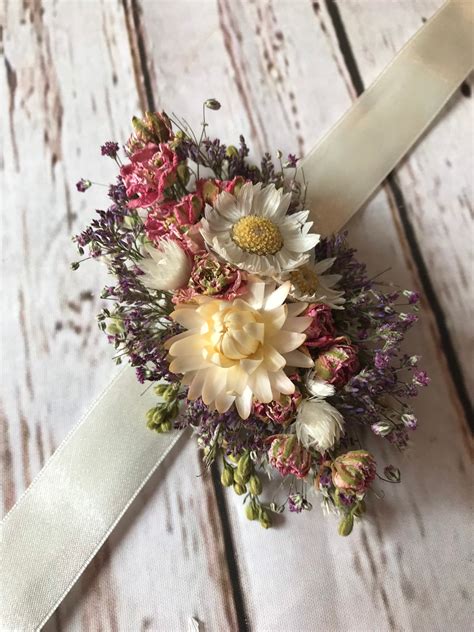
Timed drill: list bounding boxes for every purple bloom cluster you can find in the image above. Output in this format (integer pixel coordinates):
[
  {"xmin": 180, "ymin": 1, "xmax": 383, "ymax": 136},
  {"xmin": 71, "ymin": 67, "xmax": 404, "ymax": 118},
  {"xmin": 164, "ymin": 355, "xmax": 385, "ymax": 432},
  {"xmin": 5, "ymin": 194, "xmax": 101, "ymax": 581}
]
[{"xmin": 316, "ymin": 234, "xmax": 429, "ymax": 449}]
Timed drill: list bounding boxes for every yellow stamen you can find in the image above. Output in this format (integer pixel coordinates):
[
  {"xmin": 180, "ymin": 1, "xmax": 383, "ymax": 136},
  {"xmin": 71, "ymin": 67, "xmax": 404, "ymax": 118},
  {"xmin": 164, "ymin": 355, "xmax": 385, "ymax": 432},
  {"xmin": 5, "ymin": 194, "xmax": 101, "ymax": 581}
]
[
  {"xmin": 232, "ymin": 216, "xmax": 283, "ymax": 256},
  {"xmin": 290, "ymin": 266, "xmax": 319, "ymax": 295}
]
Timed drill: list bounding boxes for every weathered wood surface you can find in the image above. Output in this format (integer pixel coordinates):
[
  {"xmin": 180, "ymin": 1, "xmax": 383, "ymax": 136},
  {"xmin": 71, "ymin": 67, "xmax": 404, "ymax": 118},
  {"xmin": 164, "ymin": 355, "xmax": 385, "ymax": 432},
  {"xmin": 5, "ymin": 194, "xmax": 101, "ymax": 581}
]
[{"xmin": 1, "ymin": 1, "xmax": 472, "ymax": 631}]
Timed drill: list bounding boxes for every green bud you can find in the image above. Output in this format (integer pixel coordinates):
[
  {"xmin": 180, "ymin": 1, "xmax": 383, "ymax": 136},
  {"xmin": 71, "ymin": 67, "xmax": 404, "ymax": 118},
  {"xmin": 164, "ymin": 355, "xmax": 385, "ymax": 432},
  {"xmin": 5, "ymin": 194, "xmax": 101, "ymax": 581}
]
[
  {"xmin": 237, "ymin": 451, "xmax": 252, "ymax": 482},
  {"xmin": 204, "ymin": 98, "xmax": 221, "ymax": 111},
  {"xmin": 159, "ymin": 420, "xmax": 173, "ymax": 433},
  {"xmin": 258, "ymin": 509, "xmax": 271, "ymax": 529},
  {"xmin": 338, "ymin": 514, "xmax": 354, "ymax": 536},
  {"xmin": 221, "ymin": 465, "xmax": 234, "ymax": 487},
  {"xmin": 233, "ymin": 482, "xmax": 246, "ymax": 496},
  {"xmin": 233, "ymin": 471, "xmax": 247, "ymax": 487},
  {"xmin": 225, "ymin": 145, "xmax": 239, "ymax": 158},
  {"xmin": 353, "ymin": 500, "xmax": 366, "ymax": 518},
  {"xmin": 248, "ymin": 474, "xmax": 262, "ymax": 496},
  {"xmin": 177, "ymin": 163, "xmax": 190, "ymax": 185},
  {"xmin": 245, "ymin": 501, "xmax": 258, "ymax": 521}
]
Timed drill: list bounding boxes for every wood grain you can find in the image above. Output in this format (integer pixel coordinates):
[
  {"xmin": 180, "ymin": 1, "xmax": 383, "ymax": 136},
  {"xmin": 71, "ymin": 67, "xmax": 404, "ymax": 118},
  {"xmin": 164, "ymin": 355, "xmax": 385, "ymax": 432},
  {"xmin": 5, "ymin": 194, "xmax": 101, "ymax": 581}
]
[
  {"xmin": 1, "ymin": 0, "xmax": 472, "ymax": 631},
  {"xmin": 1, "ymin": 1, "xmax": 239, "ymax": 630}
]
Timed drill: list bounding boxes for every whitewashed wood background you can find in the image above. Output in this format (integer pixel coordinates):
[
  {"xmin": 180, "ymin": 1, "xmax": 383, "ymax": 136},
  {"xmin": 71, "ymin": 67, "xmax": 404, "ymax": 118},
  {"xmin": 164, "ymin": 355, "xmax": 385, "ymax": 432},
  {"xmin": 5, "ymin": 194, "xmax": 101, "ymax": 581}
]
[{"xmin": 1, "ymin": 1, "xmax": 472, "ymax": 630}]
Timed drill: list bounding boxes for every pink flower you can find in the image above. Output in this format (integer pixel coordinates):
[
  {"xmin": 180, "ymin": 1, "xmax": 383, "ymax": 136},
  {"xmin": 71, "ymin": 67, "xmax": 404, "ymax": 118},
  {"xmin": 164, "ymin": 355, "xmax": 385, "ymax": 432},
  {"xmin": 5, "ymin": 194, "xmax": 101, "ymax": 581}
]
[
  {"xmin": 267, "ymin": 435, "xmax": 312, "ymax": 479},
  {"xmin": 313, "ymin": 336, "xmax": 359, "ymax": 388},
  {"xmin": 253, "ymin": 390, "xmax": 302, "ymax": 426},
  {"xmin": 173, "ymin": 252, "xmax": 246, "ymax": 304},
  {"xmin": 304, "ymin": 303, "xmax": 336, "ymax": 349},
  {"xmin": 172, "ymin": 194, "xmax": 203, "ymax": 226},
  {"xmin": 120, "ymin": 143, "xmax": 179, "ymax": 209},
  {"xmin": 332, "ymin": 450, "xmax": 376, "ymax": 494}
]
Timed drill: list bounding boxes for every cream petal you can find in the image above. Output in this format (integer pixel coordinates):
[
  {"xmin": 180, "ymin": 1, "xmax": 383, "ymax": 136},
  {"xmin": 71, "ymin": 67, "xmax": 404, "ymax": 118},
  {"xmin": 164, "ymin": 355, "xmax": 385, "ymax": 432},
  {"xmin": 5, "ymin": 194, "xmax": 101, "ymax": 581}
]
[
  {"xmin": 282, "ymin": 315, "xmax": 312, "ymax": 333},
  {"xmin": 215, "ymin": 391, "xmax": 235, "ymax": 414},
  {"xmin": 270, "ymin": 330, "xmax": 307, "ymax": 353},
  {"xmin": 240, "ymin": 356, "xmax": 263, "ymax": 375},
  {"xmin": 169, "ymin": 334, "xmax": 204, "ymax": 356},
  {"xmin": 250, "ymin": 369, "xmax": 273, "ymax": 403},
  {"xmin": 171, "ymin": 308, "xmax": 203, "ymax": 330},
  {"xmin": 264, "ymin": 281, "xmax": 291, "ymax": 311},
  {"xmin": 235, "ymin": 387, "xmax": 253, "ymax": 419},
  {"xmin": 226, "ymin": 365, "xmax": 249, "ymax": 395},
  {"xmin": 269, "ymin": 370, "xmax": 295, "ymax": 395},
  {"xmin": 283, "ymin": 349, "xmax": 314, "ymax": 368},
  {"xmin": 242, "ymin": 321, "xmax": 265, "ymax": 344},
  {"xmin": 245, "ymin": 281, "xmax": 266, "ymax": 309},
  {"xmin": 202, "ymin": 367, "xmax": 227, "ymax": 405},
  {"xmin": 188, "ymin": 370, "xmax": 208, "ymax": 400},
  {"xmin": 286, "ymin": 302, "xmax": 309, "ymax": 317},
  {"xmin": 169, "ymin": 354, "xmax": 207, "ymax": 374},
  {"xmin": 260, "ymin": 346, "xmax": 286, "ymax": 372}
]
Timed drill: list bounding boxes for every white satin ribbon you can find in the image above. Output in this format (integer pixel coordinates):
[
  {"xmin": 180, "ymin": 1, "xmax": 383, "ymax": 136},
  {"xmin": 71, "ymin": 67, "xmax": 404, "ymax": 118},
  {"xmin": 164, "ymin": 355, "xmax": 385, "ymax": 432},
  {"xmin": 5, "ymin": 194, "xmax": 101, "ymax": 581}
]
[
  {"xmin": 0, "ymin": 368, "xmax": 182, "ymax": 631},
  {"xmin": 300, "ymin": 0, "xmax": 473, "ymax": 235},
  {"xmin": 1, "ymin": 2, "xmax": 473, "ymax": 630}
]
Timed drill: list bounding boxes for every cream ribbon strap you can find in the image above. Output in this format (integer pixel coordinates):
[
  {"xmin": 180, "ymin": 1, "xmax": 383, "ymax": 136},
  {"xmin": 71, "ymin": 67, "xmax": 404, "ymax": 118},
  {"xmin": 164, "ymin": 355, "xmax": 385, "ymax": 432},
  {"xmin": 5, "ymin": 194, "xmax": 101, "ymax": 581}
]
[
  {"xmin": 1, "ymin": 2, "xmax": 473, "ymax": 630},
  {"xmin": 300, "ymin": 0, "xmax": 474, "ymax": 236},
  {"xmin": 0, "ymin": 368, "xmax": 183, "ymax": 631}
]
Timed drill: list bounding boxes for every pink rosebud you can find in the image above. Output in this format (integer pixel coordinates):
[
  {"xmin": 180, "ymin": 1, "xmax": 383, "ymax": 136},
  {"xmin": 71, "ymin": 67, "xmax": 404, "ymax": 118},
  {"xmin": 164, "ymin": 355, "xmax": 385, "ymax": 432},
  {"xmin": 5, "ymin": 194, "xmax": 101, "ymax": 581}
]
[
  {"xmin": 253, "ymin": 390, "xmax": 302, "ymax": 426},
  {"xmin": 173, "ymin": 252, "xmax": 246, "ymax": 304},
  {"xmin": 313, "ymin": 336, "xmax": 359, "ymax": 388},
  {"xmin": 196, "ymin": 176, "xmax": 247, "ymax": 205},
  {"xmin": 267, "ymin": 435, "xmax": 312, "ymax": 479},
  {"xmin": 304, "ymin": 303, "xmax": 336, "ymax": 349},
  {"xmin": 331, "ymin": 450, "xmax": 376, "ymax": 494}
]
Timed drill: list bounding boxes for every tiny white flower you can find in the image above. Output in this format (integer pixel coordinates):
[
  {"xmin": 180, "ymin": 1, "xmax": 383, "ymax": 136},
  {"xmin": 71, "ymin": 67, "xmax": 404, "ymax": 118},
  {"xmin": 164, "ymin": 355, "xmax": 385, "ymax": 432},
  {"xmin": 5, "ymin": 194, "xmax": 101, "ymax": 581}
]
[
  {"xmin": 295, "ymin": 399, "xmax": 344, "ymax": 453},
  {"xmin": 139, "ymin": 239, "xmax": 191, "ymax": 291},
  {"xmin": 306, "ymin": 375, "xmax": 335, "ymax": 399}
]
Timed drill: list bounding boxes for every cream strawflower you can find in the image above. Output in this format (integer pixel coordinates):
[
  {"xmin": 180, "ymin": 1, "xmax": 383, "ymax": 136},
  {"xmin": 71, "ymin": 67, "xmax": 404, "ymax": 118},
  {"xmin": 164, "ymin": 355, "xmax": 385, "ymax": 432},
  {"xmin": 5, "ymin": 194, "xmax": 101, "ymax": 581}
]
[
  {"xmin": 295, "ymin": 398, "xmax": 344, "ymax": 452},
  {"xmin": 280, "ymin": 257, "xmax": 345, "ymax": 309},
  {"xmin": 165, "ymin": 280, "xmax": 314, "ymax": 419},
  {"xmin": 139, "ymin": 240, "xmax": 191, "ymax": 291},
  {"xmin": 200, "ymin": 182, "xmax": 320, "ymax": 276}
]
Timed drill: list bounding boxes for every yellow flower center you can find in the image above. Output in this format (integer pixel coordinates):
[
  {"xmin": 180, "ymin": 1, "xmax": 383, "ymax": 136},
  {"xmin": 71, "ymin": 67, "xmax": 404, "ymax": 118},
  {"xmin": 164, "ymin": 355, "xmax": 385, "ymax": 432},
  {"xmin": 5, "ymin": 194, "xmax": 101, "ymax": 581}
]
[
  {"xmin": 290, "ymin": 266, "xmax": 319, "ymax": 295},
  {"xmin": 232, "ymin": 216, "xmax": 283, "ymax": 256}
]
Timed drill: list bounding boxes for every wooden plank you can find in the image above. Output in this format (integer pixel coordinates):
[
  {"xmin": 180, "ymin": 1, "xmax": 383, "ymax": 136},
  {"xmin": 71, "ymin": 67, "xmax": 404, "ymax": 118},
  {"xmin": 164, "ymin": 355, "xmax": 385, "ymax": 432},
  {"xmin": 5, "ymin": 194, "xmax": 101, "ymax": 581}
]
[
  {"xmin": 137, "ymin": 0, "xmax": 472, "ymax": 630},
  {"xmin": 336, "ymin": 0, "xmax": 474, "ymax": 401},
  {"xmin": 1, "ymin": 1, "xmax": 238, "ymax": 629}
]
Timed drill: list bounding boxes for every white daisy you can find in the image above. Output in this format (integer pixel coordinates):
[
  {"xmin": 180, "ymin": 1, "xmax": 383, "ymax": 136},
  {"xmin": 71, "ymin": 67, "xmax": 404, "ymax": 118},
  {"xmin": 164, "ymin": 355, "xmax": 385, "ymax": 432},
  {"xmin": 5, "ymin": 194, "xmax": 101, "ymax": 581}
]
[
  {"xmin": 281, "ymin": 257, "xmax": 345, "ymax": 309},
  {"xmin": 200, "ymin": 182, "xmax": 320, "ymax": 276}
]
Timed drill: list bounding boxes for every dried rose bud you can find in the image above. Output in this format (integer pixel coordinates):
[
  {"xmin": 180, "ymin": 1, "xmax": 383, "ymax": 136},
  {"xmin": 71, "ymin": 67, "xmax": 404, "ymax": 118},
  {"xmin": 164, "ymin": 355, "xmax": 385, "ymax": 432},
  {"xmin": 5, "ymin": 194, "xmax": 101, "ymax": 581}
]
[
  {"xmin": 304, "ymin": 303, "xmax": 336, "ymax": 349},
  {"xmin": 313, "ymin": 336, "xmax": 359, "ymax": 388},
  {"xmin": 131, "ymin": 111, "xmax": 172, "ymax": 146},
  {"xmin": 267, "ymin": 435, "xmax": 312, "ymax": 479},
  {"xmin": 332, "ymin": 450, "xmax": 376, "ymax": 494},
  {"xmin": 253, "ymin": 390, "xmax": 302, "ymax": 426}
]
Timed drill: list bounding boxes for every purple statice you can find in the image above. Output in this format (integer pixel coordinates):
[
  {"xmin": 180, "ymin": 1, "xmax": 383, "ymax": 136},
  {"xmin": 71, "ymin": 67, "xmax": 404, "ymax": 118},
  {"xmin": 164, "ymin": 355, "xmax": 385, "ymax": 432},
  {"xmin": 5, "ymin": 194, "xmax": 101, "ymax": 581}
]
[
  {"xmin": 316, "ymin": 234, "xmax": 429, "ymax": 448},
  {"xmin": 76, "ymin": 178, "xmax": 91, "ymax": 192},
  {"xmin": 108, "ymin": 177, "xmax": 128, "ymax": 204},
  {"xmin": 179, "ymin": 398, "xmax": 271, "ymax": 457},
  {"xmin": 286, "ymin": 153, "xmax": 299, "ymax": 168},
  {"xmin": 101, "ymin": 141, "xmax": 120, "ymax": 158}
]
